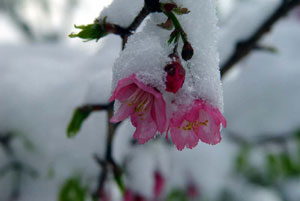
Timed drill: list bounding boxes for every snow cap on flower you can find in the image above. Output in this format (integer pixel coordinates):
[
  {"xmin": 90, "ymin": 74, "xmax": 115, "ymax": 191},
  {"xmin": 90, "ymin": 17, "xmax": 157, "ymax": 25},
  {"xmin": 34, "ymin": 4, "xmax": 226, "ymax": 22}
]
[
  {"xmin": 112, "ymin": 19, "xmax": 171, "ymax": 93},
  {"xmin": 170, "ymin": 0, "xmax": 223, "ymax": 110},
  {"xmin": 112, "ymin": 0, "xmax": 225, "ymax": 149}
]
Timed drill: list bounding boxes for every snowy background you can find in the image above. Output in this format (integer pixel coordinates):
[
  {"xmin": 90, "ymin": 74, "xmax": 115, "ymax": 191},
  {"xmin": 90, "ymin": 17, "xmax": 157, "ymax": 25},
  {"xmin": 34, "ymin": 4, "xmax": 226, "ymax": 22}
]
[{"xmin": 1, "ymin": 0, "xmax": 300, "ymax": 201}]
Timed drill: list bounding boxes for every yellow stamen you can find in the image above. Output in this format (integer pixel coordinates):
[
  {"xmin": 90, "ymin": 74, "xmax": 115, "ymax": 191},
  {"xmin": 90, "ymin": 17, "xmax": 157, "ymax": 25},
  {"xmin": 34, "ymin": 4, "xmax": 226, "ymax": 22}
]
[{"xmin": 180, "ymin": 120, "xmax": 208, "ymax": 132}]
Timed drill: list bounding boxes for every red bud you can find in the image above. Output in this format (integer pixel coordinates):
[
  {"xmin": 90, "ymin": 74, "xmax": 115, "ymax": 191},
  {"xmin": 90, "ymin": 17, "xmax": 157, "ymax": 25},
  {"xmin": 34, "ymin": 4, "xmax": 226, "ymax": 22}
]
[
  {"xmin": 164, "ymin": 55, "xmax": 185, "ymax": 93},
  {"xmin": 163, "ymin": 3, "xmax": 178, "ymax": 13}
]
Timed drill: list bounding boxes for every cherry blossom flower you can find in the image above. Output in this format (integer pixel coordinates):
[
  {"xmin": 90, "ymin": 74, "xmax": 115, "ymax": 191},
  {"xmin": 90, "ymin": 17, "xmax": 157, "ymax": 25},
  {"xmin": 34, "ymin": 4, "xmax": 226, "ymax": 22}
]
[
  {"xmin": 124, "ymin": 190, "xmax": 146, "ymax": 201},
  {"xmin": 186, "ymin": 183, "xmax": 200, "ymax": 199},
  {"xmin": 164, "ymin": 55, "xmax": 185, "ymax": 93},
  {"xmin": 110, "ymin": 74, "xmax": 167, "ymax": 144},
  {"xmin": 153, "ymin": 171, "xmax": 165, "ymax": 198},
  {"xmin": 168, "ymin": 100, "xmax": 227, "ymax": 150}
]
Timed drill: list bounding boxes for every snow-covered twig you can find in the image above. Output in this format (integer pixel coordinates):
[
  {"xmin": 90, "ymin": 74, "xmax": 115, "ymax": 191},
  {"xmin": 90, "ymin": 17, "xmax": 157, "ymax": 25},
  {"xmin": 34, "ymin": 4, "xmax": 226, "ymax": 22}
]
[{"xmin": 220, "ymin": 0, "xmax": 300, "ymax": 77}]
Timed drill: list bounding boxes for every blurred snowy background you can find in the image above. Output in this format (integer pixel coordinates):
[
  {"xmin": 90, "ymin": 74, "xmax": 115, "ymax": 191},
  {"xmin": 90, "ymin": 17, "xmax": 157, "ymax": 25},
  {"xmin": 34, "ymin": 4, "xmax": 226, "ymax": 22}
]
[{"xmin": 1, "ymin": 0, "xmax": 300, "ymax": 201}]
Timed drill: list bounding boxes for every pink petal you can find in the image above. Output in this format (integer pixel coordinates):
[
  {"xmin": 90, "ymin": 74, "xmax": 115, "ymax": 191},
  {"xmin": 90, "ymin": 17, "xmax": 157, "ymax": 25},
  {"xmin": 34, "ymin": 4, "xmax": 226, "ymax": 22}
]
[
  {"xmin": 170, "ymin": 126, "xmax": 199, "ymax": 151},
  {"xmin": 196, "ymin": 109, "xmax": 221, "ymax": 145},
  {"xmin": 151, "ymin": 97, "xmax": 167, "ymax": 133},
  {"xmin": 200, "ymin": 100, "xmax": 227, "ymax": 128},
  {"xmin": 169, "ymin": 106, "xmax": 185, "ymax": 127},
  {"xmin": 131, "ymin": 110, "xmax": 157, "ymax": 144},
  {"xmin": 153, "ymin": 171, "xmax": 165, "ymax": 198},
  {"xmin": 110, "ymin": 74, "xmax": 136, "ymax": 102},
  {"xmin": 130, "ymin": 75, "xmax": 162, "ymax": 99},
  {"xmin": 114, "ymin": 84, "xmax": 137, "ymax": 103},
  {"xmin": 110, "ymin": 102, "xmax": 134, "ymax": 123},
  {"xmin": 124, "ymin": 190, "xmax": 134, "ymax": 201},
  {"xmin": 184, "ymin": 104, "xmax": 200, "ymax": 122}
]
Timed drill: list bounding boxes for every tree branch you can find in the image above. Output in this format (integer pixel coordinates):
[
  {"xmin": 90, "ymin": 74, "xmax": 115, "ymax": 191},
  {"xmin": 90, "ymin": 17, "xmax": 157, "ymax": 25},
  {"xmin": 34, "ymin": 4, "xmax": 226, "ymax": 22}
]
[
  {"xmin": 220, "ymin": 0, "xmax": 300, "ymax": 77},
  {"xmin": 91, "ymin": 3, "xmax": 155, "ymax": 199},
  {"xmin": 226, "ymin": 130, "xmax": 298, "ymax": 147}
]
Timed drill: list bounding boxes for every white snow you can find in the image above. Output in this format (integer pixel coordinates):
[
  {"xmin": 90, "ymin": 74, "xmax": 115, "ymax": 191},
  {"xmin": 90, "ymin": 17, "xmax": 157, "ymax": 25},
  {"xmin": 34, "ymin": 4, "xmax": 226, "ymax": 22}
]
[{"xmin": 98, "ymin": 0, "xmax": 144, "ymax": 28}]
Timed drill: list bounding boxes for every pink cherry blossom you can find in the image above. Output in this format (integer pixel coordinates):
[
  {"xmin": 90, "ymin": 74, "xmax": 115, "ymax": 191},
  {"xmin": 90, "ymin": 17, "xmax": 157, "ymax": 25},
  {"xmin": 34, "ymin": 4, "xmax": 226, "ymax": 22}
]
[
  {"xmin": 124, "ymin": 190, "xmax": 146, "ymax": 201},
  {"xmin": 110, "ymin": 74, "xmax": 167, "ymax": 144},
  {"xmin": 153, "ymin": 171, "xmax": 165, "ymax": 198},
  {"xmin": 186, "ymin": 183, "xmax": 200, "ymax": 199},
  {"xmin": 168, "ymin": 100, "xmax": 226, "ymax": 150}
]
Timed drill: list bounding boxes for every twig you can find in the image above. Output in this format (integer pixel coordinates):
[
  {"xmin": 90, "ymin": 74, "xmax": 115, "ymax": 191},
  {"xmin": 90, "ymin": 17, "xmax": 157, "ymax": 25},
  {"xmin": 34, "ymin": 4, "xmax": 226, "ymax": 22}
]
[
  {"xmin": 77, "ymin": 103, "xmax": 112, "ymax": 113},
  {"xmin": 226, "ymin": 130, "xmax": 298, "ymax": 147},
  {"xmin": 92, "ymin": 2, "xmax": 157, "ymax": 199},
  {"xmin": 0, "ymin": 133, "xmax": 14, "ymax": 156},
  {"xmin": 220, "ymin": 0, "xmax": 300, "ymax": 77},
  {"xmin": 0, "ymin": 133, "xmax": 37, "ymax": 201}
]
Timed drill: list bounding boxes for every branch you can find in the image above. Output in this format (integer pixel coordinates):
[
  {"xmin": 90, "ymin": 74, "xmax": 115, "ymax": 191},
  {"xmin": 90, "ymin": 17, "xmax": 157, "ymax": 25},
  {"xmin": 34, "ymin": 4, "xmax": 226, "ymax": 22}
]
[
  {"xmin": 0, "ymin": 133, "xmax": 14, "ymax": 155},
  {"xmin": 121, "ymin": 5, "xmax": 151, "ymax": 49},
  {"xmin": 226, "ymin": 130, "xmax": 298, "ymax": 146},
  {"xmin": 91, "ymin": 2, "xmax": 157, "ymax": 198},
  {"xmin": 0, "ymin": 133, "xmax": 38, "ymax": 201},
  {"xmin": 77, "ymin": 103, "xmax": 112, "ymax": 113},
  {"xmin": 220, "ymin": 0, "xmax": 300, "ymax": 77}
]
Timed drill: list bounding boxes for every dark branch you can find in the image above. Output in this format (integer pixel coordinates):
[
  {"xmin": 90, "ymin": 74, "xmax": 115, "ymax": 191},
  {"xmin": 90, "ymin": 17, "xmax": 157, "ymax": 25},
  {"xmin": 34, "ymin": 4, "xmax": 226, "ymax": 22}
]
[
  {"xmin": 77, "ymin": 103, "xmax": 112, "ymax": 113},
  {"xmin": 91, "ymin": 3, "xmax": 155, "ymax": 198},
  {"xmin": 220, "ymin": 0, "xmax": 300, "ymax": 77},
  {"xmin": 226, "ymin": 130, "xmax": 298, "ymax": 146},
  {"xmin": 122, "ymin": 6, "xmax": 151, "ymax": 49},
  {"xmin": 0, "ymin": 133, "xmax": 14, "ymax": 155},
  {"xmin": 128, "ymin": 6, "xmax": 150, "ymax": 32}
]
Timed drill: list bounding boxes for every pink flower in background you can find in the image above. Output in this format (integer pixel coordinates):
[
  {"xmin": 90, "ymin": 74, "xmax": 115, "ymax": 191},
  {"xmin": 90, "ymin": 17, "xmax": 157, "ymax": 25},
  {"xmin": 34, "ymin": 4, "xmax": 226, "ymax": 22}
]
[
  {"xmin": 186, "ymin": 183, "xmax": 200, "ymax": 199},
  {"xmin": 124, "ymin": 190, "xmax": 146, "ymax": 201},
  {"xmin": 168, "ymin": 100, "xmax": 226, "ymax": 150},
  {"xmin": 110, "ymin": 74, "xmax": 167, "ymax": 144},
  {"xmin": 164, "ymin": 54, "xmax": 186, "ymax": 93},
  {"xmin": 153, "ymin": 171, "xmax": 165, "ymax": 198},
  {"xmin": 296, "ymin": 6, "xmax": 300, "ymax": 19}
]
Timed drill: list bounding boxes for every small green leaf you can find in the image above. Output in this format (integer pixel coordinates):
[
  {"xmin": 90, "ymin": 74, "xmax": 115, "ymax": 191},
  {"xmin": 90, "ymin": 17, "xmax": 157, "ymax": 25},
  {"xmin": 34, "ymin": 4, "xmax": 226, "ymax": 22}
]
[
  {"xmin": 69, "ymin": 23, "xmax": 107, "ymax": 42},
  {"xmin": 279, "ymin": 153, "xmax": 297, "ymax": 177},
  {"xmin": 67, "ymin": 108, "xmax": 92, "ymax": 138},
  {"xmin": 166, "ymin": 189, "xmax": 188, "ymax": 201},
  {"xmin": 266, "ymin": 154, "xmax": 280, "ymax": 181},
  {"xmin": 58, "ymin": 177, "xmax": 87, "ymax": 201},
  {"xmin": 168, "ymin": 30, "xmax": 179, "ymax": 44},
  {"xmin": 114, "ymin": 174, "xmax": 125, "ymax": 195},
  {"xmin": 235, "ymin": 146, "xmax": 250, "ymax": 172}
]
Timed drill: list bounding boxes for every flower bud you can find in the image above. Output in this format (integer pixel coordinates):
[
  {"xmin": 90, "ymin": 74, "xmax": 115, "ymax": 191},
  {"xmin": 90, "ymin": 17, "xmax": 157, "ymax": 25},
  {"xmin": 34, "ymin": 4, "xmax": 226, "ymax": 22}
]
[
  {"xmin": 181, "ymin": 41, "xmax": 194, "ymax": 61},
  {"xmin": 163, "ymin": 3, "xmax": 178, "ymax": 13},
  {"xmin": 164, "ymin": 54, "xmax": 185, "ymax": 93}
]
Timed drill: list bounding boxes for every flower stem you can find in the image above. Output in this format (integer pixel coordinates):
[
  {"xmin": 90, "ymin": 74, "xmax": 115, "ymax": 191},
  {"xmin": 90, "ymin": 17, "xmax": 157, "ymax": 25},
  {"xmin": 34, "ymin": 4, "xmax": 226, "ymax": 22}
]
[{"xmin": 162, "ymin": 8, "xmax": 187, "ymax": 43}]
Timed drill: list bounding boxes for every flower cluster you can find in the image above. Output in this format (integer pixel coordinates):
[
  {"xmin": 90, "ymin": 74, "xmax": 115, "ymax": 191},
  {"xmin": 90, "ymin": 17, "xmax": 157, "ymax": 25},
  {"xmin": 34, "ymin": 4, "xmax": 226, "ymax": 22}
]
[{"xmin": 110, "ymin": 54, "xmax": 226, "ymax": 150}]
